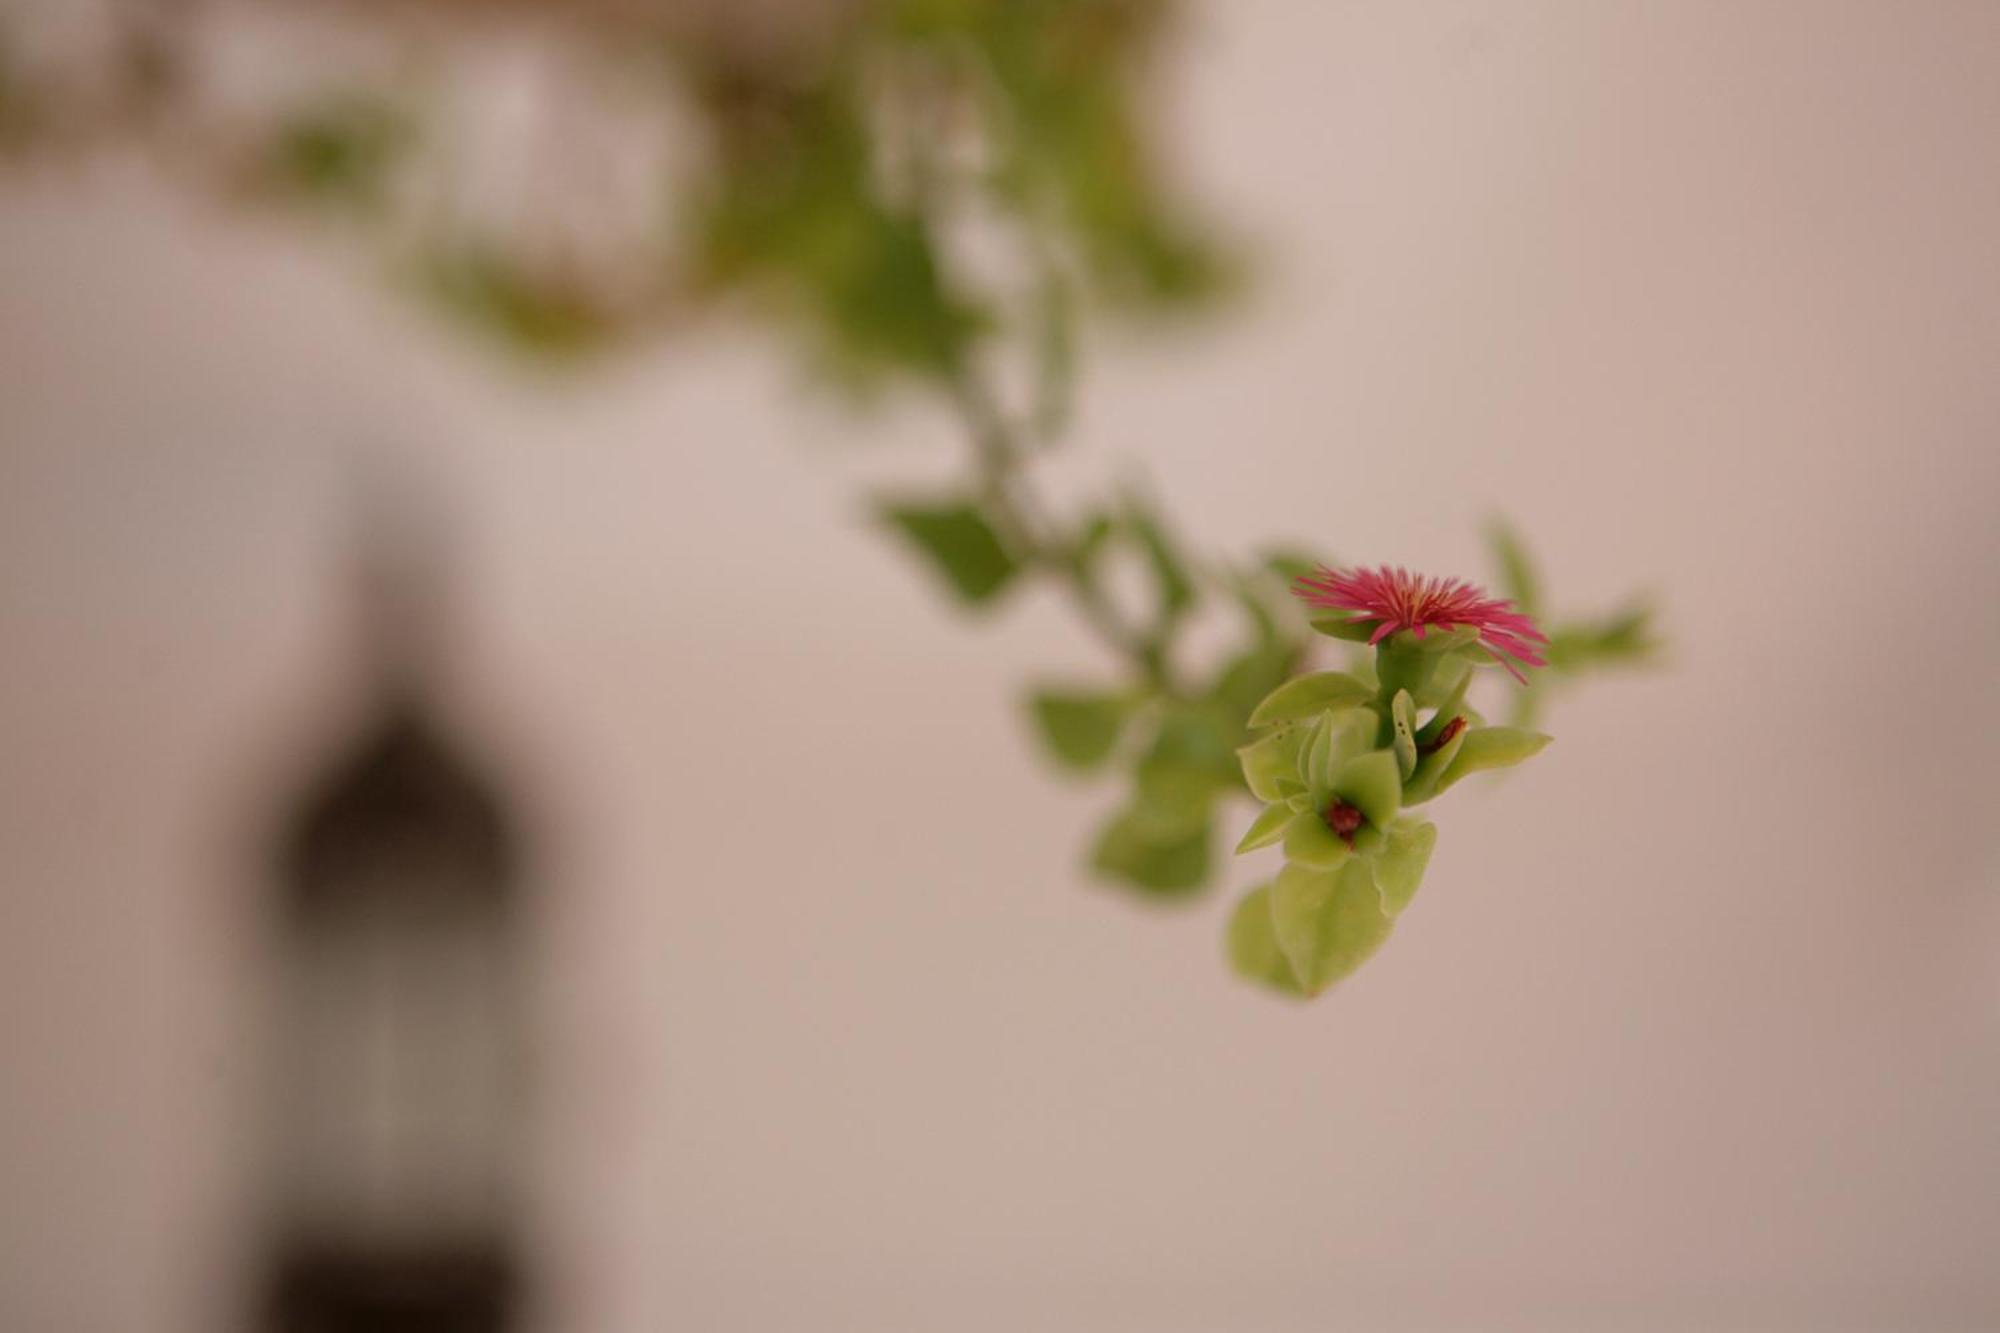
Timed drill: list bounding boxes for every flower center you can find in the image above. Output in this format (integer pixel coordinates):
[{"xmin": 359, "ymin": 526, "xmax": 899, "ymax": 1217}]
[{"xmin": 1322, "ymin": 798, "xmax": 1364, "ymax": 846}]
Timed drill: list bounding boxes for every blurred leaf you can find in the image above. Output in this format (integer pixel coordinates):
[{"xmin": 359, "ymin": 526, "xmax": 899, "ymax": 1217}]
[
  {"xmin": 268, "ymin": 96, "xmax": 408, "ymax": 209},
  {"xmin": 1262, "ymin": 548, "xmax": 1328, "ymax": 585},
  {"xmin": 420, "ymin": 248, "xmax": 618, "ymax": 358},
  {"xmin": 1547, "ymin": 604, "xmax": 1660, "ymax": 671},
  {"xmin": 1124, "ymin": 500, "xmax": 1197, "ymax": 625},
  {"xmin": 1227, "ymin": 882, "xmax": 1305, "ymax": 996},
  {"xmin": 1134, "ymin": 703, "xmax": 1238, "ymax": 828},
  {"xmin": 878, "ymin": 500, "xmax": 1021, "ymax": 605},
  {"xmin": 1247, "ymin": 671, "xmax": 1373, "ymax": 729},
  {"xmin": 1029, "ymin": 265, "xmax": 1077, "ymax": 439},
  {"xmin": 1269, "ymin": 859, "xmax": 1395, "ymax": 996},
  {"xmin": 1210, "ymin": 644, "xmax": 1294, "ymax": 726},
  {"xmin": 1091, "ymin": 804, "xmax": 1211, "ymax": 896},
  {"xmin": 1487, "ymin": 517, "xmax": 1543, "ymax": 619},
  {"xmin": 1026, "ymin": 687, "xmax": 1134, "ymax": 771},
  {"xmin": 684, "ymin": 64, "xmax": 983, "ymax": 385},
  {"xmin": 1070, "ymin": 511, "xmax": 1116, "ymax": 574}
]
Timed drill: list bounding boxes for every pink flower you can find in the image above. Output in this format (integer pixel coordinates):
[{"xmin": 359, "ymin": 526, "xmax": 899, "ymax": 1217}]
[{"xmin": 1292, "ymin": 564, "xmax": 1549, "ymax": 682}]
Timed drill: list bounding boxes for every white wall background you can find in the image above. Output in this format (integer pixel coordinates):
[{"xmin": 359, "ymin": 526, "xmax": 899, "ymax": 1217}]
[{"xmin": 3, "ymin": 2, "xmax": 1996, "ymax": 1329}]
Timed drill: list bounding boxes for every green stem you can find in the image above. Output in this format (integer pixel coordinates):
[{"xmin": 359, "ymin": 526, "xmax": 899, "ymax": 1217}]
[{"xmin": 944, "ymin": 361, "xmax": 1175, "ymax": 695}]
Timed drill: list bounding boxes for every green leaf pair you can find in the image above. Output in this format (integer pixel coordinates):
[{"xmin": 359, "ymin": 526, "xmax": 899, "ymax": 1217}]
[{"xmin": 1227, "ymin": 815, "xmax": 1436, "ymax": 997}]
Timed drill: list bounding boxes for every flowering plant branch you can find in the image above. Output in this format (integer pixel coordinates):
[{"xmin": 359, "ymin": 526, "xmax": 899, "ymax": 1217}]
[{"xmin": 0, "ymin": 0, "xmax": 1658, "ymax": 997}]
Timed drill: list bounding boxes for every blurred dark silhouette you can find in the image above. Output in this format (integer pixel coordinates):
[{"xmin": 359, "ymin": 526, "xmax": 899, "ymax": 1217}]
[{"xmin": 257, "ymin": 503, "xmax": 531, "ymax": 1332}]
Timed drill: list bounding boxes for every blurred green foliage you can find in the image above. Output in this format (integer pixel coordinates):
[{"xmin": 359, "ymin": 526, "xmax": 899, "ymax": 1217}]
[{"xmin": 0, "ymin": 0, "xmax": 1659, "ymax": 990}]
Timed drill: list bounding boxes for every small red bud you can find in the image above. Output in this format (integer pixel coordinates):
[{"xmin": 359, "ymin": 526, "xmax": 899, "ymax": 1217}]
[{"xmin": 1322, "ymin": 799, "xmax": 1364, "ymax": 846}]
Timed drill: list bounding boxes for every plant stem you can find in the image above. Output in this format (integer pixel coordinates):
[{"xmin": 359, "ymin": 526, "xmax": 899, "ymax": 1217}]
[{"xmin": 943, "ymin": 361, "xmax": 1172, "ymax": 693}]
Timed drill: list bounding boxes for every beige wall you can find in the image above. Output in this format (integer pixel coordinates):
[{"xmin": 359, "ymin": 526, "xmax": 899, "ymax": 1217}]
[{"xmin": 3, "ymin": 1, "xmax": 1996, "ymax": 1328}]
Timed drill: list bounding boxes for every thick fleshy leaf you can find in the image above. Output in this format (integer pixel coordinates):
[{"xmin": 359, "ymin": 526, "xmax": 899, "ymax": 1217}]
[
  {"xmin": 1401, "ymin": 722, "xmax": 1470, "ymax": 805},
  {"xmin": 1374, "ymin": 817, "xmax": 1437, "ymax": 916},
  {"xmin": 1301, "ymin": 712, "xmax": 1338, "ymax": 790},
  {"xmin": 1309, "ymin": 614, "xmax": 1378, "ymax": 643},
  {"xmin": 878, "ymin": 501, "xmax": 1020, "ymax": 605},
  {"xmin": 1026, "ymin": 688, "xmax": 1132, "ymax": 771},
  {"xmin": 1436, "ymin": 726, "xmax": 1553, "ymax": 793},
  {"xmin": 1226, "ymin": 883, "xmax": 1305, "ymax": 996},
  {"xmin": 1233, "ymin": 802, "xmax": 1294, "ymax": 854},
  {"xmin": 1090, "ymin": 807, "xmax": 1211, "ymax": 896},
  {"xmin": 1282, "ymin": 809, "xmax": 1352, "ymax": 870},
  {"xmin": 1269, "ymin": 860, "xmax": 1397, "ymax": 996},
  {"xmin": 1415, "ymin": 662, "xmax": 1473, "ymax": 743},
  {"xmin": 1390, "ymin": 689, "xmax": 1418, "ymax": 780},
  {"xmin": 1247, "ymin": 671, "xmax": 1373, "ymax": 729},
  {"xmin": 1332, "ymin": 749, "xmax": 1401, "ymax": 831},
  {"xmin": 1237, "ymin": 727, "xmax": 1307, "ymax": 802}
]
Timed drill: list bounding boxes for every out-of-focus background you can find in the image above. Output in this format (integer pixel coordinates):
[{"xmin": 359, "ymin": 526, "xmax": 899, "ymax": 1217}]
[{"xmin": 3, "ymin": 2, "xmax": 1997, "ymax": 1330}]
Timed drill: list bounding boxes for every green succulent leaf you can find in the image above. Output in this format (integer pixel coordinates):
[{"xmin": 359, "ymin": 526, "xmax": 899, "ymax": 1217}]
[
  {"xmin": 1436, "ymin": 726, "xmax": 1553, "ymax": 793},
  {"xmin": 1247, "ymin": 671, "xmax": 1374, "ymax": 729},
  {"xmin": 1301, "ymin": 712, "xmax": 1339, "ymax": 791},
  {"xmin": 1234, "ymin": 802, "xmax": 1295, "ymax": 854},
  {"xmin": 1282, "ymin": 808, "xmax": 1352, "ymax": 870},
  {"xmin": 1025, "ymin": 688, "xmax": 1134, "ymax": 771},
  {"xmin": 1309, "ymin": 614, "xmax": 1379, "ymax": 643},
  {"xmin": 1226, "ymin": 882, "xmax": 1305, "ymax": 996},
  {"xmin": 1373, "ymin": 817, "xmax": 1437, "ymax": 917},
  {"xmin": 1090, "ymin": 806, "xmax": 1211, "ymax": 896},
  {"xmin": 1390, "ymin": 689, "xmax": 1418, "ymax": 780},
  {"xmin": 1401, "ymin": 722, "xmax": 1470, "ymax": 805},
  {"xmin": 1237, "ymin": 726, "xmax": 1308, "ymax": 803},
  {"xmin": 879, "ymin": 500, "xmax": 1020, "ymax": 605},
  {"xmin": 1269, "ymin": 859, "xmax": 1397, "ymax": 996},
  {"xmin": 1331, "ymin": 749, "xmax": 1401, "ymax": 831},
  {"xmin": 1416, "ymin": 663, "xmax": 1474, "ymax": 743}
]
